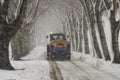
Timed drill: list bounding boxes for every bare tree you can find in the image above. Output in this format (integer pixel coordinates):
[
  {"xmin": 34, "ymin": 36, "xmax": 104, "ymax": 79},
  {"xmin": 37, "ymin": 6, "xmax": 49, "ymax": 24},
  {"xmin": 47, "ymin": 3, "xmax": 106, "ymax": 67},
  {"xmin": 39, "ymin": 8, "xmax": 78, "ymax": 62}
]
[
  {"xmin": 83, "ymin": 10, "xmax": 89, "ymax": 54},
  {"xmin": 11, "ymin": 0, "xmax": 53, "ymax": 60},
  {"xmin": 105, "ymin": 0, "xmax": 120, "ymax": 63},
  {"xmin": 0, "ymin": 0, "xmax": 29, "ymax": 70},
  {"xmin": 94, "ymin": 0, "xmax": 111, "ymax": 60},
  {"xmin": 79, "ymin": 0, "xmax": 102, "ymax": 58}
]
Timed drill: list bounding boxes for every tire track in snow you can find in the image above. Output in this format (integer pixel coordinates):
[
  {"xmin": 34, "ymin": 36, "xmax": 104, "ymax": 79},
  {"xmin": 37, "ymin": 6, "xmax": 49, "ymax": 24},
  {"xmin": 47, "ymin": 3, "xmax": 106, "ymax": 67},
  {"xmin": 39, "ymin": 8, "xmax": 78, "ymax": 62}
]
[
  {"xmin": 70, "ymin": 62, "xmax": 95, "ymax": 80},
  {"xmin": 49, "ymin": 61, "xmax": 63, "ymax": 80},
  {"xmin": 70, "ymin": 61, "xmax": 120, "ymax": 80},
  {"xmin": 56, "ymin": 61, "xmax": 92, "ymax": 80}
]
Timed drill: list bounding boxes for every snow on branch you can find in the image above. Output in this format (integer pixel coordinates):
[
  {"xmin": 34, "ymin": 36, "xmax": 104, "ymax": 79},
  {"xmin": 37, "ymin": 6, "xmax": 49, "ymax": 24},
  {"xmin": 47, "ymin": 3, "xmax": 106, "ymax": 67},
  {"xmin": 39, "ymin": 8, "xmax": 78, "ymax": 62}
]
[
  {"xmin": 0, "ymin": 0, "xmax": 4, "ymax": 6},
  {"xmin": 6, "ymin": 0, "xmax": 23, "ymax": 24}
]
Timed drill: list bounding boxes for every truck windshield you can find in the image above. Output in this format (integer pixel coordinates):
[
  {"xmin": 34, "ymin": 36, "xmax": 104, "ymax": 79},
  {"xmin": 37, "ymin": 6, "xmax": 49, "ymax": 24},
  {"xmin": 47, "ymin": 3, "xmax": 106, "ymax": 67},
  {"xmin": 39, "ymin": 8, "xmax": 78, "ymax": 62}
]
[{"xmin": 50, "ymin": 34, "xmax": 66, "ymax": 40}]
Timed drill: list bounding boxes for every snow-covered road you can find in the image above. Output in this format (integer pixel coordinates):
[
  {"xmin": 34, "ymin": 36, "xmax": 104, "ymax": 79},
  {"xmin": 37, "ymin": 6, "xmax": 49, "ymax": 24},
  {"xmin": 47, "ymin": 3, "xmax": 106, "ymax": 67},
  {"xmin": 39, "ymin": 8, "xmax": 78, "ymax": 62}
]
[
  {"xmin": 50, "ymin": 61, "xmax": 120, "ymax": 80},
  {"xmin": 0, "ymin": 46, "xmax": 120, "ymax": 80}
]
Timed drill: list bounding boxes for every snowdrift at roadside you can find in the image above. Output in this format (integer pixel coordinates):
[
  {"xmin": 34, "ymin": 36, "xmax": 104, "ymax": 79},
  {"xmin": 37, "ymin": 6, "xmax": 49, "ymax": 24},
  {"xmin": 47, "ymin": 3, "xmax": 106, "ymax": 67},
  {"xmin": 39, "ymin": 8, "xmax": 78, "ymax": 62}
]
[
  {"xmin": 72, "ymin": 51, "xmax": 120, "ymax": 79},
  {"xmin": 21, "ymin": 46, "xmax": 46, "ymax": 60}
]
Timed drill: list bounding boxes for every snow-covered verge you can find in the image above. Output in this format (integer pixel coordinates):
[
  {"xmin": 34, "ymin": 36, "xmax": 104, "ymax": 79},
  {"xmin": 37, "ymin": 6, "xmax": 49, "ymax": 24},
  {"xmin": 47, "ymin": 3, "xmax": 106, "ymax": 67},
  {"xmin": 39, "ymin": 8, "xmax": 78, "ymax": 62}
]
[
  {"xmin": 72, "ymin": 51, "xmax": 120, "ymax": 78},
  {"xmin": 0, "ymin": 46, "xmax": 50, "ymax": 80},
  {"xmin": 0, "ymin": 61, "xmax": 50, "ymax": 80}
]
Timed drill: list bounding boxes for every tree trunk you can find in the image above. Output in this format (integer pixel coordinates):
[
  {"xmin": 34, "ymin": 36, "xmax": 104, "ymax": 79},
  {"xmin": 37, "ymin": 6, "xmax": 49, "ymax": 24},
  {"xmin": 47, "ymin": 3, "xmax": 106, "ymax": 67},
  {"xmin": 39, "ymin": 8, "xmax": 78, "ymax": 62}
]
[
  {"xmin": 75, "ymin": 30, "xmax": 78, "ymax": 51},
  {"xmin": 0, "ymin": 0, "xmax": 29, "ymax": 69},
  {"xmin": 95, "ymin": 10, "xmax": 110, "ymax": 60},
  {"xmin": 71, "ymin": 30, "xmax": 75, "ymax": 50},
  {"xmin": 83, "ymin": 15, "xmax": 89, "ymax": 54},
  {"xmin": 79, "ymin": 0, "xmax": 102, "ymax": 58},
  {"xmin": 110, "ymin": 10, "xmax": 120, "ymax": 63},
  {"xmin": 78, "ymin": 22, "xmax": 83, "ymax": 52},
  {"xmin": 0, "ymin": 23, "xmax": 14, "ymax": 70},
  {"xmin": 0, "ymin": 0, "xmax": 15, "ymax": 70},
  {"xmin": 0, "ymin": 42, "xmax": 14, "ymax": 70},
  {"xmin": 108, "ymin": 0, "xmax": 120, "ymax": 63},
  {"xmin": 112, "ymin": 27, "xmax": 120, "ymax": 63},
  {"xmin": 90, "ymin": 18, "xmax": 102, "ymax": 58}
]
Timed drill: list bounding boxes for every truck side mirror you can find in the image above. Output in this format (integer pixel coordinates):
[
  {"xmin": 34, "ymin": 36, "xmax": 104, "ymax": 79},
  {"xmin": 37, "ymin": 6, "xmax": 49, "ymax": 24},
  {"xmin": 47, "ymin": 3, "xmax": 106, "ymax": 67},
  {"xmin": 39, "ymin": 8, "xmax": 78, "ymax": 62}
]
[{"xmin": 46, "ymin": 35, "xmax": 49, "ymax": 38}]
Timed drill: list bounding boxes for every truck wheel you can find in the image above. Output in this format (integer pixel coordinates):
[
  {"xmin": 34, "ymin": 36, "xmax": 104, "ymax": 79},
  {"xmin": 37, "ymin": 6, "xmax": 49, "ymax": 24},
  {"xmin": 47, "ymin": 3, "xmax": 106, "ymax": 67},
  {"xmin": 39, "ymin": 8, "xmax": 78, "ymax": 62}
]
[
  {"xmin": 47, "ymin": 45, "xmax": 50, "ymax": 60},
  {"xmin": 47, "ymin": 55, "xmax": 49, "ymax": 60},
  {"xmin": 69, "ymin": 57, "xmax": 71, "ymax": 60},
  {"xmin": 47, "ymin": 53, "xmax": 50, "ymax": 60}
]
